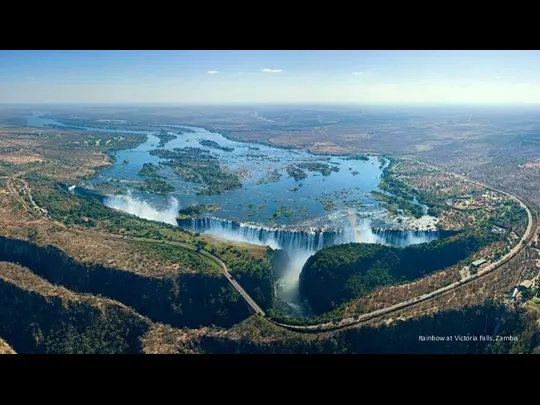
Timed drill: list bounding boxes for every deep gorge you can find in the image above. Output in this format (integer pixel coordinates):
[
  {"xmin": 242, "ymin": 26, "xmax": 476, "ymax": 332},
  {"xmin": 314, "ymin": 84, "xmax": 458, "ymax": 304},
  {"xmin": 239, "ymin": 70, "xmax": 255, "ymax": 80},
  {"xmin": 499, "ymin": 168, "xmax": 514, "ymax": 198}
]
[{"xmin": 0, "ymin": 236, "xmax": 251, "ymax": 329}]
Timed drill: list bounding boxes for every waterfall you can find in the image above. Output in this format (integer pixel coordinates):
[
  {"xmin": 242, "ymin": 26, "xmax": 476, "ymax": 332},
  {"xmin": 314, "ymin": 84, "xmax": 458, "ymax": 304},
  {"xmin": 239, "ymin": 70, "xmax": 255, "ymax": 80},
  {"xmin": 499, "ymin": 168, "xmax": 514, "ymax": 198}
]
[
  {"xmin": 371, "ymin": 228, "xmax": 441, "ymax": 247},
  {"xmin": 184, "ymin": 215, "xmax": 441, "ymax": 317},
  {"xmin": 185, "ymin": 216, "xmax": 439, "ymax": 251}
]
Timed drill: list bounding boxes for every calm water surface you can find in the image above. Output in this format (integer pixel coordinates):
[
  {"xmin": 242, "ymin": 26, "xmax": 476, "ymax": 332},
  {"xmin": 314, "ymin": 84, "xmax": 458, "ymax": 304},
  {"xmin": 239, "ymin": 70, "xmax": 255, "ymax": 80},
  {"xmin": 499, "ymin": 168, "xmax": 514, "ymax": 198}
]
[{"xmin": 28, "ymin": 112, "xmax": 391, "ymax": 229}]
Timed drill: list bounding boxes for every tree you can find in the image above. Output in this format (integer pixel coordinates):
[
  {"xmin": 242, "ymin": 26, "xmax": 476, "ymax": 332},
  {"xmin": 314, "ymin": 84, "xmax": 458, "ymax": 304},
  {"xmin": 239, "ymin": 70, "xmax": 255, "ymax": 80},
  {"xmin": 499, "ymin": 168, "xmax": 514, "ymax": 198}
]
[{"xmin": 27, "ymin": 228, "xmax": 38, "ymax": 242}]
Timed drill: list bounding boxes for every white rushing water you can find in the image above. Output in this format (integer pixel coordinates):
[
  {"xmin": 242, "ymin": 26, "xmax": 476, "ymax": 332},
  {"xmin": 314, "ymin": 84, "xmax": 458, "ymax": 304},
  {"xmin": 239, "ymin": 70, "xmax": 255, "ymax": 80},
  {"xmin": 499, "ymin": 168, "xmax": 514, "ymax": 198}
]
[
  {"xmin": 101, "ymin": 195, "xmax": 439, "ymax": 315},
  {"xmin": 28, "ymin": 113, "xmax": 440, "ymax": 317},
  {"xmin": 188, "ymin": 215, "xmax": 439, "ymax": 314},
  {"xmin": 189, "ymin": 216, "xmax": 438, "ymax": 250},
  {"xmin": 104, "ymin": 194, "xmax": 180, "ymax": 226}
]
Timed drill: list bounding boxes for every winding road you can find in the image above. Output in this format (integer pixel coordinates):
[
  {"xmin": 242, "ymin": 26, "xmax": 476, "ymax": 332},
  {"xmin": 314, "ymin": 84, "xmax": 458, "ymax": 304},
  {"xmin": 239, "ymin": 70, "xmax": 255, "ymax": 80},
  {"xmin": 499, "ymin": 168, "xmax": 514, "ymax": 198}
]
[
  {"xmin": 3, "ymin": 175, "xmax": 266, "ymax": 316},
  {"xmin": 268, "ymin": 159, "xmax": 536, "ymax": 332},
  {"xmin": 5, "ymin": 157, "xmax": 536, "ymax": 333}
]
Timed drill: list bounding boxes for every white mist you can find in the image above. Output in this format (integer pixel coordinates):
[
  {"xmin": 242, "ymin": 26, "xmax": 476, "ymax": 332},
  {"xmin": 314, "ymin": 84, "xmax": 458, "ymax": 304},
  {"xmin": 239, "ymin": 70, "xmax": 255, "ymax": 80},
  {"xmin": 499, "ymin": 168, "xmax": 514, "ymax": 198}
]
[{"xmin": 104, "ymin": 193, "xmax": 180, "ymax": 226}]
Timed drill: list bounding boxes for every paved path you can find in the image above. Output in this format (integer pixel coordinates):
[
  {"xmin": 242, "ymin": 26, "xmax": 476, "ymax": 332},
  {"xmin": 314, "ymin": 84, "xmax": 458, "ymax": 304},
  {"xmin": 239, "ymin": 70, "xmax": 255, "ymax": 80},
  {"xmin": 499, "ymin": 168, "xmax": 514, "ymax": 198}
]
[
  {"xmin": 268, "ymin": 159, "xmax": 536, "ymax": 332},
  {"xmin": 6, "ymin": 159, "xmax": 536, "ymax": 332},
  {"xmin": 5, "ymin": 175, "xmax": 267, "ymax": 317}
]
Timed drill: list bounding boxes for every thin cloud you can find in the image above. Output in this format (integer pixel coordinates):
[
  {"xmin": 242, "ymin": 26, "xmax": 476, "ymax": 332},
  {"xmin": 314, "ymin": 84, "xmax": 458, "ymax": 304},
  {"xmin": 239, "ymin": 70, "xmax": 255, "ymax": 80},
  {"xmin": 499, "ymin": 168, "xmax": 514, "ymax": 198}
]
[
  {"xmin": 207, "ymin": 70, "xmax": 218, "ymax": 75},
  {"xmin": 261, "ymin": 68, "xmax": 283, "ymax": 73},
  {"xmin": 383, "ymin": 84, "xmax": 396, "ymax": 87},
  {"xmin": 352, "ymin": 71, "xmax": 364, "ymax": 75},
  {"xmin": 495, "ymin": 76, "xmax": 502, "ymax": 79}
]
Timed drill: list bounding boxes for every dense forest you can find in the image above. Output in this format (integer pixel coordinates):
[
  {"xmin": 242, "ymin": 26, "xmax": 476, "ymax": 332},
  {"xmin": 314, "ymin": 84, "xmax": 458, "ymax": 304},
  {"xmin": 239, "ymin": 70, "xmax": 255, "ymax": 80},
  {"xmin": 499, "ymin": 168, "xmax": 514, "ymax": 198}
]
[
  {"xmin": 299, "ymin": 232, "xmax": 493, "ymax": 314},
  {"xmin": 228, "ymin": 256, "xmax": 275, "ymax": 310}
]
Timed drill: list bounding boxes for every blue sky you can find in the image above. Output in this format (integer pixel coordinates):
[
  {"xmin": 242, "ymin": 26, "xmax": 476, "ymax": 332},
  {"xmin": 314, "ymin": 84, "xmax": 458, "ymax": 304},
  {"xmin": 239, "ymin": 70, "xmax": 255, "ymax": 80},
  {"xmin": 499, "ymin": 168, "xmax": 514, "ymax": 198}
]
[{"xmin": 2, "ymin": 50, "xmax": 540, "ymax": 104}]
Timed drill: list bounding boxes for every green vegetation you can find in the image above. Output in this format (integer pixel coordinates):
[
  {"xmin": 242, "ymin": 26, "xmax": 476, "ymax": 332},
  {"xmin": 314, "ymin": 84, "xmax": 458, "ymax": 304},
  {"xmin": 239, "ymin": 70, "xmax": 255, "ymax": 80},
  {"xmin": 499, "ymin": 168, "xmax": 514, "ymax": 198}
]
[
  {"xmin": 372, "ymin": 190, "xmax": 425, "ymax": 218},
  {"xmin": 319, "ymin": 198, "xmax": 336, "ymax": 211},
  {"xmin": 200, "ymin": 301, "xmax": 540, "ymax": 354},
  {"xmin": 0, "ymin": 236, "xmax": 250, "ymax": 329},
  {"xmin": 295, "ymin": 162, "xmax": 339, "ymax": 176},
  {"xmin": 378, "ymin": 159, "xmax": 446, "ymax": 217},
  {"xmin": 43, "ymin": 117, "xmax": 196, "ymax": 134},
  {"xmin": 137, "ymin": 163, "xmax": 162, "ymax": 178},
  {"xmin": 150, "ymin": 147, "xmax": 242, "ymax": 195},
  {"xmin": 28, "ymin": 175, "xmax": 194, "ymax": 243},
  {"xmin": 466, "ymin": 199, "xmax": 529, "ymax": 237},
  {"xmin": 155, "ymin": 130, "xmax": 176, "ymax": 147},
  {"xmin": 0, "ymin": 266, "xmax": 151, "ymax": 354},
  {"xmin": 266, "ymin": 306, "xmax": 345, "ymax": 327},
  {"xmin": 90, "ymin": 181, "xmax": 129, "ymax": 195},
  {"xmin": 136, "ymin": 178, "xmax": 174, "ymax": 196},
  {"xmin": 343, "ymin": 155, "xmax": 369, "ymax": 161},
  {"xmin": 379, "ymin": 166, "xmax": 418, "ymax": 201},
  {"xmin": 270, "ymin": 206, "xmax": 288, "ymax": 219},
  {"xmin": 177, "ymin": 204, "xmax": 222, "ymax": 219},
  {"xmin": 0, "ymin": 146, "xmax": 21, "ymax": 154},
  {"xmin": 137, "ymin": 242, "xmax": 220, "ymax": 273},
  {"xmin": 286, "ymin": 165, "xmax": 307, "ymax": 181},
  {"xmin": 150, "ymin": 147, "xmax": 208, "ymax": 161},
  {"xmin": 37, "ymin": 126, "xmax": 146, "ymax": 153},
  {"xmin": 177, "ymin": 128, "xmax": 196, "ymax": 134},
  {"xmin": 198, "ymin": 139, "xmax": 235, "ymax": 152},
  {"xmin": 300, "ymin": 232, "xmax": 495, "ymax": 314},
  {"xmin": 2, "ymin": 168, "xmax": 278, "ymax": 330},
  {"xmin": 225, "ymin": 249, "xmax": 275, "ymax": 310},
  {"xmin": 486, "ymin": 200, "xmax": 528, "ymax": 234},
  {"xmin": 257, "ymin": 169, "xmax": 282, "ymax": 185},
  {"xmin": 246, "ymin": 153, "xmax": 266, "ymax": 159},
  {"xmin": 27, "ymin": 175, "xmax": 272, "ymax": 276},
  {"xmin": 171, "ymin": 166, "xmax": 201, "ymax": 183}
]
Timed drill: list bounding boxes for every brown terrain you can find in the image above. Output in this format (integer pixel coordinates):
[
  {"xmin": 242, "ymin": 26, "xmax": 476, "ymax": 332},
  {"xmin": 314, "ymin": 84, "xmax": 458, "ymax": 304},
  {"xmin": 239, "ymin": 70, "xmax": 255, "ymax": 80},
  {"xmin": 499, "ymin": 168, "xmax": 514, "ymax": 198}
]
[
  {"xmin": 0, "ymin": 177, "xmax": 211, "ymax": 278},
  {"xmin": 155, "ymin": 245, "xmax": 537, "ymax": 354},
  {"xmin": 0, "ymin": 106, "xmax": 538, "ymax": 353},
  {"xmin": 0, "ymin": 121, "xmax": 276, "ymax": 352},
  {"xmin": 122, "ymin": 105, "xmax": 539, "ymax": 350},
  {"xmin": 0, "ymin": 337, "xmax": 16, "ymax": 354},
  {"xmin": 0, "ymin": 261, "xmax": 216, "ymax": 354}
]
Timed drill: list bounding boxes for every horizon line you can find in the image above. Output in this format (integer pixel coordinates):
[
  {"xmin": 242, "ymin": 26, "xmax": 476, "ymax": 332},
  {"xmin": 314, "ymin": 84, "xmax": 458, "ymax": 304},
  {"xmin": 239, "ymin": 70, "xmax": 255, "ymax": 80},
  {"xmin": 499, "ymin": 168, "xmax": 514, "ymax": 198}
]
[{"xmin": 2, "ymin": 101, "xmax": 540, "ymax": 107}]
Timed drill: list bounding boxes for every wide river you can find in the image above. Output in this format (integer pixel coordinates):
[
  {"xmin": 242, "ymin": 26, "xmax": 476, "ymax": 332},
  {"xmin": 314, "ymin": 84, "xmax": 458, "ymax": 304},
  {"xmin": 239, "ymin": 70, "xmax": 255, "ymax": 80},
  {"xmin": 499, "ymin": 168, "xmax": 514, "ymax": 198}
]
[{"xmin": 27, "ymin": 112, "xmax": 439, "ymax": 316}]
